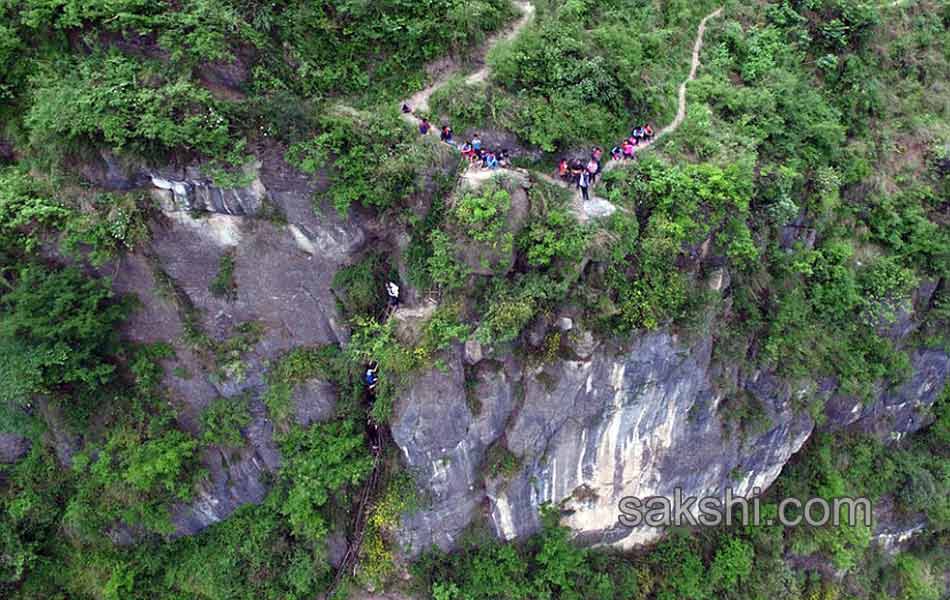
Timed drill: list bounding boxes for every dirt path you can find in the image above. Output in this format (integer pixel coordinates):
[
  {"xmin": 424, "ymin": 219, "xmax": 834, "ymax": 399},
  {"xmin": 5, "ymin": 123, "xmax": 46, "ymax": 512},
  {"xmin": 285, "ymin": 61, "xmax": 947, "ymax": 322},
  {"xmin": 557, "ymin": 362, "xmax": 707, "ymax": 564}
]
[
  {"xmin": 399, "ymin": 3, "xmax": 723, "ymax": 219},
  {"xmin": 601, "ymin": 6, "xmax": 723, "ymax": 173},
  {"xmin": 401, "ymin": 1, "xmax": 535, "ymax": 131}
]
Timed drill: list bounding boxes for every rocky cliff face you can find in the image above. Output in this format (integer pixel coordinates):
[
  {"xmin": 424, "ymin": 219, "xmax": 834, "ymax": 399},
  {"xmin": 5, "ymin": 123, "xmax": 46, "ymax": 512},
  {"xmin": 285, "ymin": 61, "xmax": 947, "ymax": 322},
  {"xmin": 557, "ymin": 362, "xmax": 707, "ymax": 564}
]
[
  {"xmin": 390, "ymin": 323, "xmax": 948, "ymax": 554},
  {"xmin": 95, "ymin": 148, "xmax": 947, "ymax": 548},
  {"xmin": 101, "ymin": 147, "xmax": 367, "ymax": 536}
]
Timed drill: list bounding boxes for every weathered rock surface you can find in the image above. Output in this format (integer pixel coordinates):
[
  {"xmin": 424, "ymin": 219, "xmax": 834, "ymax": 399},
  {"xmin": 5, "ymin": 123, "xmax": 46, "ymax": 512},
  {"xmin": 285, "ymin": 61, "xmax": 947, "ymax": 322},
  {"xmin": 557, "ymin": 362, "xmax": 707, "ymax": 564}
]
[
  {"xmin": 110, "ymin": 180, "xmax": 366, "ymax": 536},
  {"xmin": 150, "ymin": 162, "xmax": 268, "ymax": 216},
  {"xmin": 390, "ymin": 326, "xmax": 946, "ymax": 554},
  {"xmin": 823, "ymin": 348, "xmax": 949, "ymax": 440}
]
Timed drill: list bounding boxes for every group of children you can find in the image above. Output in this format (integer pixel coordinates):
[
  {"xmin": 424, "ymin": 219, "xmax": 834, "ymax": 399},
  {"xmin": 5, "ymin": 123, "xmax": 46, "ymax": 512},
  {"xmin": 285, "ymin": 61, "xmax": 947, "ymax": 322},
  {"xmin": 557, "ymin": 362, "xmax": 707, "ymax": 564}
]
[
  {"xmin": 412, "ymin": 98, "xmax": 656, "ymax": 201},
  {"xmin": 410, "ymin": 108, "xmax": 511, "ymax": 171},
  {"xmin": 555, "ymin": 124, "xmax": 655, "ymax": 200},
  {"xmin": 558, "ymin": 147, "xmax": 604, "ymax": 201},
  {"xmin": 460, "ymin": 135, "xmax": 511, "ymax": 170},
  {"xmin": 610, "ymin": 124, "xmax": 655, "ymax": 161}
]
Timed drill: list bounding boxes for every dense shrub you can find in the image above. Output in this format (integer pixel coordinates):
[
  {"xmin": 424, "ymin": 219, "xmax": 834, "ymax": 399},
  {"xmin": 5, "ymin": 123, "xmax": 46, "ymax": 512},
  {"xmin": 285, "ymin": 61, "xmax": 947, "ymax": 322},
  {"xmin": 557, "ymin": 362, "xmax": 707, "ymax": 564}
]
[
  {"xmin": 0, "ymin": 265, "xmax": 131, "ymax": 398},
  {"xmin": 288, "ymin": 111, "xmax": 435, "ymax": 214},
  {"xmin": 26, "ymin": 52, "xmax": 240, "ymax": 162},
  {"xmin": 277, "ymin": 419, "xmax": 373, "ymax": 541}
]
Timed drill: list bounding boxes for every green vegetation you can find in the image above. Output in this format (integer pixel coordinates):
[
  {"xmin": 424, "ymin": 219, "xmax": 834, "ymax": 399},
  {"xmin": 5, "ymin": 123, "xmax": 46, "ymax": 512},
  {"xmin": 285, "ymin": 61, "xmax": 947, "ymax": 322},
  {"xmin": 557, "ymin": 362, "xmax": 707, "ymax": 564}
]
[
  {"xmin": 0, "ymin": 0, "xmax": 948, "ymax": 598},
  {"xmin": 277, "ymin": 419, "xmax": 374, "ymax": 541},
  {"xmin": 483, "ymin": 441, "xmax": 521, "ymax": 480},
  {"xmin": 431, "ymin": 0, "xmax": 721, "ymax": 151},
  {"xmin": 288, "ymin": 110, "xmax": 439, "ymax": 214},
  {"xmin": 332, "ymin": 251, "xmax": 390, "ymax": 321},
  {"xmin": 200, "ymin": 393, "xmax": 251, "ymax": 447},
  {"xmin": 1, "ymin": 0, "xmax": 514, "ymax": 170},
  {"xmin": 208, "ymin": 250, "xmax": 237, "ymax": 301},
  {"xmin": 0, "ymin": 264, "xmax": 131, "ymax": 404},
  {"xmin": 263, "ymin": 344, "xmax": 348, "ymax": 427}
]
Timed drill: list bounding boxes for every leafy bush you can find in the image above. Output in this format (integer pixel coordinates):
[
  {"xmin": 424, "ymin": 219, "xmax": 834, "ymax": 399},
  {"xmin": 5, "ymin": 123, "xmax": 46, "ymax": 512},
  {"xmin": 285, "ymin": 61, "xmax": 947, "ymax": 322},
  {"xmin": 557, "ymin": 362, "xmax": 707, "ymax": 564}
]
[
  {"xmin": 67, "ymin": 427, "xmax": 201, "ymax": 535},
  {"xmin": 25, "ymin": 51, "xmax": 240, "ymax": 161},
  {"xmin": 208, "ymin": 251, "xmax": 238, "ymax": 301},
  {"xmin": 287, "ymin": 111, "xmax": 434, "ymax": 214},
  {"xmin": 0, "ymin": 167, "xmax": 67, "ymax": 255},
  {"xmin": 332, "ymin": 252, "xmax": 388, "ymax": 321},
  {"xmin": 60, "ymin": 192, "xmax": 150, "ymax": 266},
  {"xmin": 453, "ymin": 185, "xmax": 512, "ymax": 246},
  {"xmin": 201, "ymin": 394, "xmax": 252, "ymax": 447},
  {"xmin": 474, "ymin": 274, "xmax": 566, "ymax": 345},
  {"xmin": 277, "ymin": 420, "xmax": 373, "ymax": 541},
  {"xmin": 0, "ymin": 265, "xmax": 131, "ymax": 398},
  {"xmin": 427, "ymin": 229, "xmax": 470, "ymax": 292},
  {"xmin": 263, "ymin": 344, "xmax": 346, "ymax": 426},
  {"xmin": 519, "ymin": 206, "xmax": 589, "ymax": 269}
]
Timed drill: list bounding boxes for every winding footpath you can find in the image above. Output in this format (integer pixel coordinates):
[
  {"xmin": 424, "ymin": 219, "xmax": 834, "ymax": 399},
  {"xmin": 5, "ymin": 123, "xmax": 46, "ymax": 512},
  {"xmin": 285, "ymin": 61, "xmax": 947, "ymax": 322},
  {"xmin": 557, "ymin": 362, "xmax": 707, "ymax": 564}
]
[
  {"xmin": 399, "ymin": 3, "xmax": 723, "ymax": 221},
  {"xmin": 603, "ymin": 6, "xmax": 723, "ymax": 173},
  {"xmin": 401, "ymin": 1, "xmax": 536, "ymax": 129}
]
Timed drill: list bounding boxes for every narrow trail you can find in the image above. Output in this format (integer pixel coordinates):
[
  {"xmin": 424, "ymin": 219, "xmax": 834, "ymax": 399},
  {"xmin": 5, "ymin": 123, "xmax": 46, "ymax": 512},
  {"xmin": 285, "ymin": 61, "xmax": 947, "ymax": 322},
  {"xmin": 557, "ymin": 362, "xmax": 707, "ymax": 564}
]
[
  {"xmin": 601, "ymin": 6, "xmax": 723, "ymax": 173},
  {"xmin": 401, "ymin": 0, "xmax": 535, "ymax": 129},
  {"xmin": 398, "ymin": 3, "xmax": 724, "ymax": 222}
]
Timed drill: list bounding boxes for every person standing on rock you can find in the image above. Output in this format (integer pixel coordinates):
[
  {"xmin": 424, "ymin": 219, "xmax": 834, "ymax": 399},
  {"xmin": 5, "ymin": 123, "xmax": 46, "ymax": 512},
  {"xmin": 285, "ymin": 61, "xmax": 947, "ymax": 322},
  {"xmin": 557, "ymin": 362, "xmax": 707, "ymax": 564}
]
[
  {"xmin": 386, "ymin": 281, "xmax": 400, "ymax": 314},
  {"xmin": 472, "ymin": 134, "xmax": 482, "ymax": 152},
  {"xmin": 578, "ymin": 169, "xmax": 591, "ymax": 202}
]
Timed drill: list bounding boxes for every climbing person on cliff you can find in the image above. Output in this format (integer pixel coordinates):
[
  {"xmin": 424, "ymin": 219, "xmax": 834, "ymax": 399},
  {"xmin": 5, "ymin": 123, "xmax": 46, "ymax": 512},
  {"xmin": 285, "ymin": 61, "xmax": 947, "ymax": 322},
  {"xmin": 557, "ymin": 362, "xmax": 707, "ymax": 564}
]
[
  {"xmin": 363, "ymin": 361, "xmax": 379, "ymax": 391},
  {"xmin": 644, "ymin": 124, "xmax": 654, "ymax": 140},
  {"xmin": 385, "ymin": 281, "xmax": 400, "ymax": 315},
  {"xmin": 611, "ymin": 145, "xmax": 623, "ymax": 161},
  {"xmin": 578, "ymin": 169, "xmax": 591, "ymax": 202},
  {"xmin": 419, "ymin": 118, "xmax": 431, "ymax": 135}
]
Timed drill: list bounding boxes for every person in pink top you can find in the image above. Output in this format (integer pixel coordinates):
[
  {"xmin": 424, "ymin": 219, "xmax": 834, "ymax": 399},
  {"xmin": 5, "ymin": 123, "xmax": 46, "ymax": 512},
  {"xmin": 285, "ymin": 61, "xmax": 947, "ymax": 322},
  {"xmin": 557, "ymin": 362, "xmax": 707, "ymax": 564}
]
[
  {"xmin": 586, "ymin": 158, "xmax": 600, "ymax": 184},
  {"xmin": 622, "ymin": 139, "xmax": 635, "ymax": 159}
]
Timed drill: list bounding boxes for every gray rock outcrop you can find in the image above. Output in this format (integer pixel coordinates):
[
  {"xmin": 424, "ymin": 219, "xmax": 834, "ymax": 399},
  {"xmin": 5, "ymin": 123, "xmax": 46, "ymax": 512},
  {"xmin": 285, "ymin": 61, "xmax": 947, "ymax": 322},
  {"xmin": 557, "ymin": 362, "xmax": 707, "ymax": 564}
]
[
  {"xmin": 150, "ymin": 161, "xmax": 268, "ymax": 216},
  {"xmin": 390, "ymin": 327, "xmax": 946, "ymax": 554}
]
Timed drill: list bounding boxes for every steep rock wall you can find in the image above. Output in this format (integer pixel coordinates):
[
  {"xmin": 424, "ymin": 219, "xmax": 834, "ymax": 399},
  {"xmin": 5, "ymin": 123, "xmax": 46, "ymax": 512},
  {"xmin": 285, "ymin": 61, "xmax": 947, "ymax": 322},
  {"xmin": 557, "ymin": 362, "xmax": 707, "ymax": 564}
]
[{"xmin": 390, "ymin": 328, "xmax": 948, "ymax": 554}]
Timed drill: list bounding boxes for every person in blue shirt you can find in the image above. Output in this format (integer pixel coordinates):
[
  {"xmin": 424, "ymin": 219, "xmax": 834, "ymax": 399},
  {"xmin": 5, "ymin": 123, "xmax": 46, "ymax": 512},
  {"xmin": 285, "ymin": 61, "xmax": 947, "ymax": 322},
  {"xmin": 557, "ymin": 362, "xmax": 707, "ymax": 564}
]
[{"xmin": 363, "ymin": 362, "xmax": 379, "ymax": 391}]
